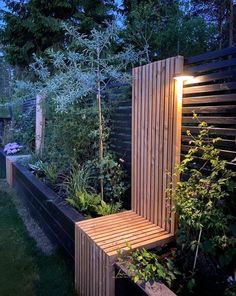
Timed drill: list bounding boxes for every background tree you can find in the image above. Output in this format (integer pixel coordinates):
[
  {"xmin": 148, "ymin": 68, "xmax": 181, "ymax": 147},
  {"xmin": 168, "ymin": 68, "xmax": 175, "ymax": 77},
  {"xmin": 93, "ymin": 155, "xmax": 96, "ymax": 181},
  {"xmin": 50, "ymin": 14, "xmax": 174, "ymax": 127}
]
[
  {"xmin": 122, "ymin": 0, "xmax": 216, "ymax": 62},
  {"xmin": 75, "ymin": 0, "xmax": 116, "ymax": 34},
  {"xmin": 190, "ymin": 0, "xmax": 235, "ymax": 48},
  {"xmin": 0, "ymin": 0, "xmax": 117, "ymax": 70}
]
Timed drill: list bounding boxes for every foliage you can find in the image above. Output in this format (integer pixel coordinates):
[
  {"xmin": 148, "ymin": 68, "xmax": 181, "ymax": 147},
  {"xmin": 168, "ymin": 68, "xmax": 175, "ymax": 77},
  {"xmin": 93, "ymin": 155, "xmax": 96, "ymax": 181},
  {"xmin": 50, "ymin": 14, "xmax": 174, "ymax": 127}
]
[
  {"xmin": 0, "ymin": 79, "xmax": 37, "ymax": 150},
  {"xmin": 118, "ymin": 247, "xmax": 179, "ymax": 287},
  {"xmin": 1, "ymin": 0, "xmax": 117, "ymax": 69},
  {"xmin": 0, "ymin": 122, "xmax": 14, "ymax": 147},
  {"xmin": 189, "ymin": 0, "xmax": 233, "ymax": 48},
  {"xmin": 30, "ymin": 22, "xmax": 138, "ymax": 199},
  {"xmin": 29, "ymin": 160, "xmax": 58, "ymax": 185},
  {"xmin": 86, "ymin": 153, "xmax": 127, "ymax": 204},
  {"xmin": 123, "ymin": 0, "xmax": 217, "ymax": 61},
  {"xmin": 74, "ymin": 0, "xmax": 116, "ymax": 35},
  {"xmin": 224, "ymin": 281, "xmax": 236, "ymax": 296},
  {"xmin": 12, "ymin": 106, "xmax": 36, "ymax": 151},
  {"xmin": 29, "ymin": 160, "xmax": 45, "ymax": 175},
  {"xmin": 98, "ymin": 153, "xmax": 127, "ymax": 203},
  {"xmin": 96, "ymin": 200, "xmax": 122, "ymax": 216},
  {"xmin": 64, "ymin": 164, "xmax": 99, "ymax": 216},
  {"xmin": 40, "ymin": 162, "xmax": 58, "ymax": 185},
  {"xmin": 1, "ymin": 0, "xmax": 78, "ymax": 68},
  {"xmin": 43, "ymin": 103, "xmax": 100, "ymax": 170},
  {"xmin": 0, "ymin": 57, "xmax": 13, "ymax": 99},
  {"xmin": 64, "ymin": 164, "xmax": 95, "ymax": 196},
  {"xmin": 64, "ymin": 163, "xmax": 123, "ymax": 216},
  {"xmin": 30, "ymin": 22, "xmax": 138, "ymax": 112},
  {"xmin": 123, "ymin": 0, "xmax": 159, "ymax": 63},
  {"xmin": 168, "ymin": 114, "xmax": 236, "ymax": 266},
  {"xmin": 66, "ymin": 191, "xmax": 101, "ymax": 217}
]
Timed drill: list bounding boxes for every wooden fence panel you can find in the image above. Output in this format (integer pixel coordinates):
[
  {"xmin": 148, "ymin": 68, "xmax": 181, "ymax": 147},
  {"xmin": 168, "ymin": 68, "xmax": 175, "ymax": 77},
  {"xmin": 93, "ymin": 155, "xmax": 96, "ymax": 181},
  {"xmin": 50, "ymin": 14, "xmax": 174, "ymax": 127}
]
[
  {"xmin": 183, "ymin": 45, "xmax": 236, "ymax": 169},
  {"xmin": 131, "ymin": 56, "xmax": 183, "ymax": 230}
]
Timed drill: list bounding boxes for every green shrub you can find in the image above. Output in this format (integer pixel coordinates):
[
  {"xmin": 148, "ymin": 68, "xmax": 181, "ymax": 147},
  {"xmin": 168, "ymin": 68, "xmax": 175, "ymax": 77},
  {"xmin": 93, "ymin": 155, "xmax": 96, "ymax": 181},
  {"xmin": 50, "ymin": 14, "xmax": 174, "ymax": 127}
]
[
  {"xmin": 87, "ymin": 153, "xmax": 127, "ymax": 204},
  {"xmin": 66, "ymin": 191, "xmax": 101, "ymax": 217},
  {"xmin": 168, "ymin": 114, "xmax": 236, "ymax": 268},
  {"xmin": 118, "ymin": 247, "xmax": 179, "ymax": 288},
  {"xmin": 44, "ymin": 103, "xmax": 100, "ymax": 171},
  {"xmin": 96, "ymin": 200, "xmax": 122, "ymax": 216},
  {"xmin": 64, "ymin": 164, "xmax": 123, "ymax": 217}
]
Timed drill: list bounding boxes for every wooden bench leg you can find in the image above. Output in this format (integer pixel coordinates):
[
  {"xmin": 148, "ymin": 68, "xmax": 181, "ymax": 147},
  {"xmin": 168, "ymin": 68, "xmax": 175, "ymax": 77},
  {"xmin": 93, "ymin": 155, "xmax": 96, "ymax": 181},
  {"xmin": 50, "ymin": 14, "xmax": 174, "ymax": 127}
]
[{"xmin": 75, "ymin": 226, "xmax": 116, "ymax": 296}]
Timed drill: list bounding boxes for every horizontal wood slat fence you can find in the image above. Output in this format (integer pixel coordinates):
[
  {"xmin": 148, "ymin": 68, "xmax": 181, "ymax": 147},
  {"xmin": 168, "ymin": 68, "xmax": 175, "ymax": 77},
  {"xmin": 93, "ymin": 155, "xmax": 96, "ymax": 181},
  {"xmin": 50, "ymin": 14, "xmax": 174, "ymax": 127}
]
[
  {"xmin": 183, "ymin": 46, "xmax": 236, "ymax": 169},
  {"xmin": 110, "ymin": 45, "xmax": 236, "ymax": 173}
]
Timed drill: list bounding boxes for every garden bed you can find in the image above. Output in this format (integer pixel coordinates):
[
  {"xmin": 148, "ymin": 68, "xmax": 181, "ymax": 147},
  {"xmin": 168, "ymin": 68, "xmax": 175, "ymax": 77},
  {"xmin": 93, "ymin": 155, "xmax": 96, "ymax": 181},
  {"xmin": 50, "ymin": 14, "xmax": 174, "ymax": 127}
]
[
  {"xmin": 0, "ymin": 148, "xmax": 6, "ymax": 178},
  {"xmin": 12, "ymin": 162, "xmax": 84, "ymax": 267}
]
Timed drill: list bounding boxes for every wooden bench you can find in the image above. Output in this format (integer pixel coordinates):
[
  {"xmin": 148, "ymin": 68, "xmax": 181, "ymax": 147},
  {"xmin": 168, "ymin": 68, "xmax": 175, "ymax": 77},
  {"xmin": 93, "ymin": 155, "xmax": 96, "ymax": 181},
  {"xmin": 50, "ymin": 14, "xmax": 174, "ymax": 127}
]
[{"xmin": 75, "ymin": 56, "xmax": 184, "ymax": 296}]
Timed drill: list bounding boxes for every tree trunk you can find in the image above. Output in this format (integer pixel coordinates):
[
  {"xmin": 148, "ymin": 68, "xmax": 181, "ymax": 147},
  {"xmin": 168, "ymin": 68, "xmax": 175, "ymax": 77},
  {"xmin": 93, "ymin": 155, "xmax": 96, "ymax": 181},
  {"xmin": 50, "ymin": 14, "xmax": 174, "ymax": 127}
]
[
  {"xmin": 97, "ymin": 49, "xmax": 104, "ymax": 200},
  {"xmin": 35, "ymin": 94, "xmax": 45, "ymax": 157}
]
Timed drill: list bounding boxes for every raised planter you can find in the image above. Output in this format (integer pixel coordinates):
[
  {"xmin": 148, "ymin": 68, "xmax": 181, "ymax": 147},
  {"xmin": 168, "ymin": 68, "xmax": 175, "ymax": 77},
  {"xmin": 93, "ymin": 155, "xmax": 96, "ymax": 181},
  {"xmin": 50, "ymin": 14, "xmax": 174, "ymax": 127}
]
[
  {"xmin": 6, "ymin": 154, "xmax": 31, "ymax": 186},
  {"xmin": 0, "ymin": 148, "xmax": 6, "ymax": 178},
  {"xmin": 12, "ymin": 162, "xmax": 84, "ymax": 267},
  {"xmin": 115, "ymin": 263, "xmax": 176, "ymax": 296},
  {"xmin": 9, "ymin": 160, "xmax": 176, "ymax": 296}
]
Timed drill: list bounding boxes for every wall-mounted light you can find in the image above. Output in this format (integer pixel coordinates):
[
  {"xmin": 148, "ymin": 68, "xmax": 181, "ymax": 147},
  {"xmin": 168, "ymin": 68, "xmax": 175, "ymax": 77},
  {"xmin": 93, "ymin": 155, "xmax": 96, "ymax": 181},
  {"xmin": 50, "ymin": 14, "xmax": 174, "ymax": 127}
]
[
  {"xmin": 174, "ymin": 71, "xmax": 194, "ymax": 103},
  {"xmin": 173, "ymin": 71, "xmax": 194, "ymax": 82}
]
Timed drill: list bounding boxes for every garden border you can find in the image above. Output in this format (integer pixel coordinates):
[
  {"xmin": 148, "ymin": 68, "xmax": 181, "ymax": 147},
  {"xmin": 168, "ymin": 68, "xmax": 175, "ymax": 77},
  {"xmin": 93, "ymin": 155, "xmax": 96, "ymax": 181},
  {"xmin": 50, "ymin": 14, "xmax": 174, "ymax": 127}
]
[
  {"xmin": 5, "ymin": 160, "xmax": 176, "ymax": 295},
  {"xmin": 12, "ymin": 162, "xmax": 84, "ymax": 267}
]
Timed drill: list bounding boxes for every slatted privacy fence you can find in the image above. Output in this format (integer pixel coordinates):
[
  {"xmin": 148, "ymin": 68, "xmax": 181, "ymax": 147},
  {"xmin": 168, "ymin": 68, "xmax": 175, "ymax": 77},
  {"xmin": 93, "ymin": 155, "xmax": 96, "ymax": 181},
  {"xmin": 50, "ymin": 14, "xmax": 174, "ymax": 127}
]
[
  {"xmin": 75, "ymin": 56, "xmax": 184, "ymax": 296},
  {"xmin": 109, "ymin": 45, "xmax": 236, "ymax": 173},
  {"xmin": 22, "ymin": 98, "xmax": 36, "ymax": 113},
  {"xmin": 183, "ymin": 45, "xmax": 236, "ymax": 169},
  {"xmin": 108, "ymin": 83, "xmax": 132, "ymax": 174}
]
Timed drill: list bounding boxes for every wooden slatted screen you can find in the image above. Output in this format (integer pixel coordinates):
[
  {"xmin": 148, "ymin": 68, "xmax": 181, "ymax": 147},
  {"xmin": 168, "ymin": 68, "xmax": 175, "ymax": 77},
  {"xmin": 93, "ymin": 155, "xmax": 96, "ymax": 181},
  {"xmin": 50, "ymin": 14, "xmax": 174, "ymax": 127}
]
[
  {"xmin": 75, "ymin": 56, "xmax": 184, "ymax": 296},
  {"xmin": 107, "ymin": 82, "xmax": 131, "ymax": 172},
  {"xmin": 183, "ymin": 46, "xmax": 236, "ymax": 169},
  {"xmin": 131, "ymin": 56, "xmax": 184, "ymax": 232}
]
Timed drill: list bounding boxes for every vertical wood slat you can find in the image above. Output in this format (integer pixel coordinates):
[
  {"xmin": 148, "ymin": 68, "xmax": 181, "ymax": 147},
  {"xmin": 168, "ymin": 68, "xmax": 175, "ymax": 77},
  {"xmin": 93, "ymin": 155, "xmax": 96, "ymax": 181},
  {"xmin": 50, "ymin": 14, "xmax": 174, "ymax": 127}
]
[
  {"xmin": 75, "ymin": 224, "xmax": 116, "ymax": 296},
  {"xmin": 35, "ymin": 94, "xmax": 45, "ymax": 155},
  {"xmin": 171, "ymin": 57, "xmax": 184, "ymax": 233},
  {"xmin": 131, "ymin": 56, "xmax": 184, "ymax": 228}
]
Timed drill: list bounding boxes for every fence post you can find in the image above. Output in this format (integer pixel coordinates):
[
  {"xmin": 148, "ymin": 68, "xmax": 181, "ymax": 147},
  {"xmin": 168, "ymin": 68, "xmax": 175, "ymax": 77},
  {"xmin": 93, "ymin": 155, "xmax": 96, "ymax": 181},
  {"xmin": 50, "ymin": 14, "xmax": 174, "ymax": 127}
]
[{"xmin": 35, "ymin": 94, "xmax": 45, "ymax": 156}]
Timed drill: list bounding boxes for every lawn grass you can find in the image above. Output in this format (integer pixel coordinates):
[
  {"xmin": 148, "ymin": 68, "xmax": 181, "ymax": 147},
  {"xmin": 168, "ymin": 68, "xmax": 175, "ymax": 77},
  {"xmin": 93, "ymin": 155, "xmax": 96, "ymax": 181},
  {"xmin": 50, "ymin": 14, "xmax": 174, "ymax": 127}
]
[{"xmin": 0, "ymin": 185, "xmax": 77, "ymax": 296}]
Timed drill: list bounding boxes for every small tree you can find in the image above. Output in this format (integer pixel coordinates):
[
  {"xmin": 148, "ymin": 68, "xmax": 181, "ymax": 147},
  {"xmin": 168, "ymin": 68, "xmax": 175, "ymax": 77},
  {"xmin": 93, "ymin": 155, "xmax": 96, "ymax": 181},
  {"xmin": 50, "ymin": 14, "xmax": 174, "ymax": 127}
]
[
  {"xmin": 168, "ymin": 114, "xmax": 236, "ymax": 271},
  {"xmin": 30, "ymin": 22, "xmax": 138, "ymax": 199}
]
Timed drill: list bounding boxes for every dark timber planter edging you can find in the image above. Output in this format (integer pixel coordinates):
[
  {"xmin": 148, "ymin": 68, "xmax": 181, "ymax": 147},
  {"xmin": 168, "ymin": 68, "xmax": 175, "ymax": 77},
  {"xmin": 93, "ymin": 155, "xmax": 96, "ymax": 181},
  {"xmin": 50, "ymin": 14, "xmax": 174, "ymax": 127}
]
[
  {"xmin": 10, "ymin": 161, "xmax": 176, "ymax": 295},
  {"xmin": 0, "ymin": 148, "xmax": 6, "ymax": 178},
  {"xmin": 12, "ymin": 162, "xmax": 84, "ymax": 267},
  {"xmin": 115, "ymin": 263, "xmax": 176, "ymax": 296}
]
